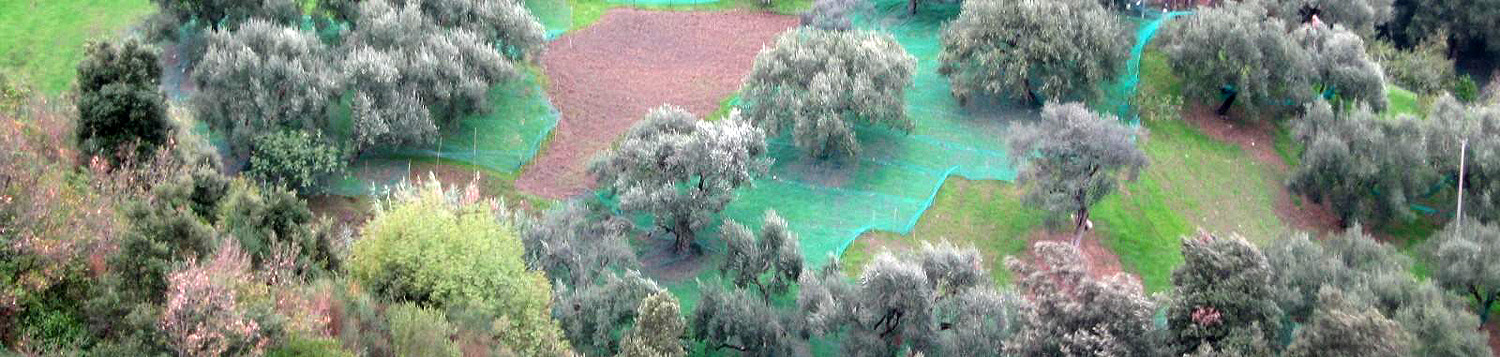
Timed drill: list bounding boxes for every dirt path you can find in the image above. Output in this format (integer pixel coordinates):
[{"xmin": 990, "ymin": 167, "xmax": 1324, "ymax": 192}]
[
  {"xmin": 1180, "ymin": 106, "xmax": 1342, "ymax": 234},
  {"xmin": 515, "ymin": 9, "xmax": 799, "ymax": 199}
]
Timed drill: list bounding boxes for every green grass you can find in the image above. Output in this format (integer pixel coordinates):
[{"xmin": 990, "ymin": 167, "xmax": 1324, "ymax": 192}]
[
  {"xmin": 565, "ymin": 0, "xmax": 812, "ymax": 33},
  {"xmin": 1384, "ymin": 85, "xmax": 1425, "ymax": 119},
  {"xmin": 0, "ymin": 0, "xmax": 157, "ymax": 95},
  {"xmin": 842, "ymin": 179, "xmax": 1046, "ymax": 286}
]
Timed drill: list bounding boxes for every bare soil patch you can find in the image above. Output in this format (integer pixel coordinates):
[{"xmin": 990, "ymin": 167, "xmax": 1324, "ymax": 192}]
[
  {"xmin": 1181, "ymin": 106, "xmax": 1342, "ymax": 234},
  {"xmin": 1487, "ymin": 320, "xmax": 1500, "ymax": 357},
  {"xmin": 515, "ymin": 9, "xmax": 799, "ymax": 199},
  {"xmin": 1026, "ymin": 229, "xmax": 1129, "ymax": 281}
]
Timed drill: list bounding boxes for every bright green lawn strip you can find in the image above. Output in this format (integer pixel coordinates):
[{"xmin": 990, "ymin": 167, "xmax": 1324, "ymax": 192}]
[
  {"xmin": 842, "ymin": 179, "xmax": 1045, "ymax": 286},
  {"xmin": 1384, "ymin": 85, "xmax": 1424, "ymax": 119},
  {"xmin": 0, "ymin": 0, "xmax": 157, "ymax": 95},
  {"xmin": 567, "ymin": 0, "xmax": 812, "ymax": 33}
]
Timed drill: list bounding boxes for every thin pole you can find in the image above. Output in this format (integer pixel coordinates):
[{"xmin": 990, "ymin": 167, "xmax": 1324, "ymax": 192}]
[{"xmin": 1457, "ymin": 138, "xmax": 1468, "ymax": 229}]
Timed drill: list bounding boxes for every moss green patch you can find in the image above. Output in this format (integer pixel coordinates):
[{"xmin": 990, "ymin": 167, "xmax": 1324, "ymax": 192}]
[
  {"xmin": 0, "ymin": 0, "xmax": 157, "ymax": 94},
  {"xmin": 842, "ymin": 179, "xmax": 1045, "ymax": 286},
  {"xmin": 1384, "ymin": 85, "xmax": 1424, "ymax": 119}
]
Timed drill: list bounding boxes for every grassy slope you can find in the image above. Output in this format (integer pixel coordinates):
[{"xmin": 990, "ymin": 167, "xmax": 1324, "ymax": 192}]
[
  {"xmin": 0, "ymin": 0, "xmax": 157, "ymax": 94},
  {"xmin": 843, "ymin": 179, "xmax": 1045, "ymax": 285},
  {"xmin": 845, "ymin": 49, "xmax": 1293, "ymax": 293}
]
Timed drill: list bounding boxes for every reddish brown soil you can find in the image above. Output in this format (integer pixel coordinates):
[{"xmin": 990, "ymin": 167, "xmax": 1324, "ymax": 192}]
[
  {"xmin": 1181, "ymin": 106, "xmax": 1342, "ymax": 234},
  {"xmin": 1027, "ymin": 229, "xmax": 1130, "ymax": 282},
  {"xmin": 1487, "ymin": 321, "xmax": 1500, "ymax": 357},
  {"xmin": 515, "ymin": 9, "xmax": 799, "ymax": 199}
]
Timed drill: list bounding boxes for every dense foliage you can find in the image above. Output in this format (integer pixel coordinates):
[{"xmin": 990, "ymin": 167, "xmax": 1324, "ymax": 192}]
[
  {"xmin": 244, "ymin": 129, "xmax": 347, "ymax": 194},
  {"xmin": 1009, "ymin": 102, "xmax": 1148, "ymax": 241},
  {"xmin": 739, "ymin": 28, "xmax": 915, "ymax": 159},
  {"xmin": 938, "ymin": 0, "xmax": 1128, "ymax": 106},
  {"xmin": 589, "ymin": 106, "xmax": 770, "ymax": 253},
  {"xmin": 75, "ymin": 40, "xmax": 172, "ymax": 164}
]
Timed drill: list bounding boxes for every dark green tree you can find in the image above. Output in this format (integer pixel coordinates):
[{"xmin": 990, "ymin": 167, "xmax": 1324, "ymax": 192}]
[
  {"xmin": 1164, "ymin": 1, "xmax": 1315, "ymax": 116},
  {"xmin": 1166, "ymin": 231, "xmax": 1282, "ymax": 356},
  {"xmin": 1005, "ymin": 242, "xmax": 1160, "ymax": 357},
  {"xmin": 75, "ymin": 40, "xmax": 171, "ymax": 163}
]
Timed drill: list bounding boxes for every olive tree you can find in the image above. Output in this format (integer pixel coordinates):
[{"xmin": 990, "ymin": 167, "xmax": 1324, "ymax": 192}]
[
  {"xmin": 193, "ymin": 19, "xmax": 342, "ymax": 161},
  {"xmin": 75, "ymin": 40, "xmax": 172, "ymax": 163},
  {"xmin": 1293, "ymin": 24, "xmax": 1388, "ymax": 111},
  {"xmin": 798, "ymin": 243, "xmax": 1017, "ymax": 356},
  {"xmin": 690, "ymin": 284, "xmax": 801, "ymax": 356},
  {"xmin": 1164, "ymin": 1, "xmax": 1315, "ymax": 116},
  {"xmin": 341, "ymin": 0, "xmax": 523, "ymax": 150},
  {"xmin": 1425, "ymin": 97, "xmax": 1500, "ymax": 225},
  {"xmin": 1008, "ymin": 102, "xmax": 1148, "ymax": 244},
  {"xmin": 1270, "ymin": 0, "xmax": 1394, "ymax": 36},
  {"xmin": 554, "ymin": 271, "xmax": 664, "ymax": 356},
  {"xmin": 1284, "ymin": 288, "xmax": 1411, "ymax": 357},
  {"xmin": 1388, "ymin": 0, "xmax": 1500, "ymax": 55},
  {"xmin": 589, "ymin": 106, "xmax": 770, "ymax": 253},
  {"xmin": 152, "ymin": 0, "xmax": 299, "ymax": 31},
  {"xmin": 739, "ymin": 28, "xmax": 915, "ymax": 159},
  {"xmin": 720, "ymin": 210, "xmax": 803, "ymax": 302},
  {"xmin": 1268, "ymin": 229, "xmax": 1492, "ymax": 356},
  {"xmin": 938, "ymin": 0, "xmax": 1128, "ymax": 107},
  {"xmin": 1005, "ymin": 242, "xmax": 1159, "ymax": 357},
  {"xmin": 1166, "ymin": 232, "xmax": 1283, "ymax": 356},
  {"xmin": 1288, "ymin": 100, "xmax": 1433, "ymax": 225},
  {"xmin": 1425, "ymin": 219, "xmax": 1500, "ymax": 324}
]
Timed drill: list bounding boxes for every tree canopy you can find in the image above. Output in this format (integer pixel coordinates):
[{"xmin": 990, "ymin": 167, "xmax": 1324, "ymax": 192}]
[
  {"xmin": 939, "ymin": 0, "xmax": 1128, "ymax": 107},
  {"xmin": 1426, "ymin": 219, "xmax": 1500, "ymax": 324},
  {"xmin": 1165, "ymin": 1, "xmax": 1315, "ymax": 116},
  {"xmin": 75, "ymin": 40, "xmax": 172, "ymax": 163},
  {"xmin": 1005, "ymin": 242, "xmax": 1159, "ymax": 357},
  {"xmin": 588, "ymin": 106, "xmax": 770, "ymax": 253},
  {"xmin": 193, "ymin": 19, "xmax": 342, "ymax": 162},
  {"xmin": 1008, "ymin": 102, "xmax": 1148, "ymax": 242},
  {"xmin": 1288, "ymin": 100, "xmax": 1431, "ymax": 225},
  {"xmin": 739, "ymin": 28, "xmax": 915, "ymax": 159}
]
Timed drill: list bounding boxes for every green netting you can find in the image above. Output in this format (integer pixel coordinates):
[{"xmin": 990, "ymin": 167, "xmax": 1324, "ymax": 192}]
[
  {"xmin": 655, "ymin": 1, "xmax": 1189, "ymax": 328},
  {"xmin": 325, "ymin": 66, "xmax": 561, "ymax": 196},
  {"xmin": 527, "ymin": 0, "xmax": 574, "ymax": 38}
]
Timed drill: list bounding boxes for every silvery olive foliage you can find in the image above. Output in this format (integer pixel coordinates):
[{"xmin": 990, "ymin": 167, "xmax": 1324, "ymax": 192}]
[
  {"xmin": 152, "ymin": 0, "xmax": 300, "ymax": 31},
  {"xmin": 720, "ymin": 210, "xmax": 803, "ymax": 302},
  {"xmin": 1005, "ymin": 242, "xmax": 1160, "ymax": 357},
  {"xmin": 1425, "ymin": 219, "xmax": 1500, "ymax": 324},
  {"xmin": 1008, "ymin": 102, "xmax": 1148, "ymax": 242},
  {"xmin": 554, "ymin": 270, "xmax": 664, "ymax": 356},
  {"xmin": 1166, "ymin": 232, "xmax": 1282, "ymax": 356},
  {"xmin": 1269, "ymin": 0, "xmax": 1393, "ymax": 36},
  {"xmin": 691, "ymin": 283, "xmax": 801, "ymax": 356},
  {"xmin": 1284, "ymin": 288, "xmax": 1411, "ymax": 357},
  {"xmin": 938, "ymin": 0, "xmax": 1128, "ymax": 107},
  {"xmin": 522, "ymin": 199, "xmax": 636, "ymax": 288},
  {"xmin": 1288, "ymin": 100, "xmax": 1432, "ymax": 225},
  {"xmin": 739, "ymin": 28, "xmax": 915, "ymax": 160},
  {"xmin": 799, "ymin": 0, "xmax": 869, "ymax": 31},
  {"xmin": 341, "ymin": 0, "xmax": 521, "ymax": 151},
  {"xmin": 193, "ymin": 19, "xmax": 343, "ymax": 161},
  {"xmin": 589, "ymin": 106, "xmax": 771, "ymax": 253},
  {"xmin": 1164, "ymin": 1, "xmax": 1315, "ymax": 117},
  {"xmin": 1267, "ymin": 229, "xmax": 1491, "ymax": 357},
  {"xmin": 798, "ymin": 242, "xmax": 1017, "ymax": 356},
  {"xmin": 1425, "ymin": 97, "xmax": 1500, "ymax": 224},
  {"xmin": 1292, "ymin": 24, "xmax": 1387, "ymax": 111}
]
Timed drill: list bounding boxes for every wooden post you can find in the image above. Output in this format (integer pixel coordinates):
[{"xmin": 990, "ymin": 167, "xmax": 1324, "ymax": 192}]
[{"xmin": 1457, "ymin": 138, "xmax": 1468, "ymax": 229}]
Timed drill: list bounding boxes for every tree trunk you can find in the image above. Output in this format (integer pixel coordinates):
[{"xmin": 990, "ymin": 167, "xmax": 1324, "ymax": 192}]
[
  {"xmin": 1479, "ymin": 290, "xmax": 1496, "ymax": 325},
  {"xmin": 673, "ymin": 218, "xmax": 696, "ymax": 254},
  {"xmin": 908, "ymin": 0, "xmax": 919, "ymax": 14},
  {"xmin": 1073, "ymin": 205, "xmax": 1089, "ymax": 247},
  {"xmin": 1216, "ymin": 90, "xmax": 1238, "ymax": 116},
  {"xmin": 1024, "ymin": 81, "xmax": 1041, "ymax": 107}
]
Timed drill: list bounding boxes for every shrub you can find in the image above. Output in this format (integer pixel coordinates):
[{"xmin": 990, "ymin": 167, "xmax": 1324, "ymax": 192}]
[
  {"xmin": 74, "ymin": 40, "xmax": 171, "ymax": 164},
  {"xmin": 245, "ymin": 130, "xmax": 346, "ymax": 194},
  {"xmin": 349, "ymin": 179, "xmax": 570, "ymax": 355},
  {"xmin": 387, "ymin": 303, "xmax": 460, "ymax": 357},
  {"xmin": 159, "ymin": 240, "xmax": 268, "ymax": 357}
]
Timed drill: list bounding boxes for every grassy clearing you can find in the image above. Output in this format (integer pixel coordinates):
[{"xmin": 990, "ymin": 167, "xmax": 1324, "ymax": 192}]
[
  {"xmin": 1384, "ymin": 85, "xmax": 1425, "ymax": 118},
  {"xmin": 0, "ymin": 0, "xmax": 157, "ymax": 95},
  {"xmin": 842, "ymin": 178, "xmax": 1046, "ymax": 285},
  {"xmin": 565, "ymin": 0, "xmax": 812, "ymax": 33}
]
